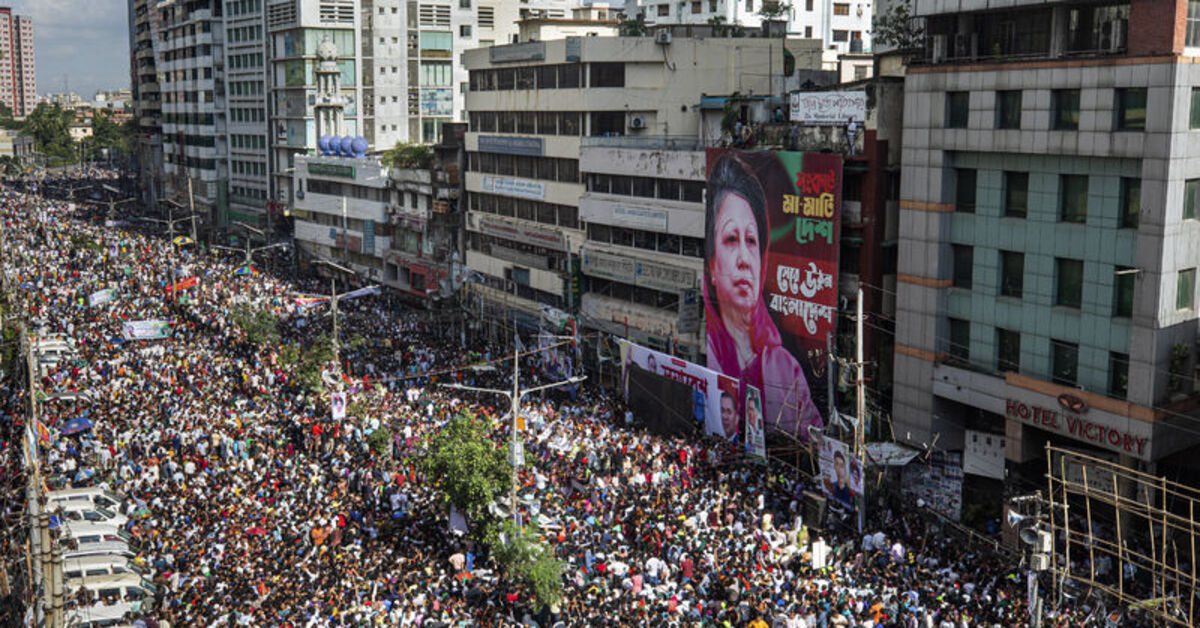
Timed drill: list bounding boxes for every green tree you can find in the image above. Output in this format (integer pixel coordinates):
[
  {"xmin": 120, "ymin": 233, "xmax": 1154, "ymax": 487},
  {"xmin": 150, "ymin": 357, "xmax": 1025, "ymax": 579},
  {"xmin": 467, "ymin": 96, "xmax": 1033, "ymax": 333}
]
[
  {"xmin": 421, "ymin": 413, "xmax": 511, "ymax": 545},
  {"xmin": 493, "ymin": 521, "xmax": 566, "ymax": 612},
  {"xmin": 871, "ymin": 0, "xmax": 925, "ymax": 50},
  {"xmin": 707, "ymin": 15, "xmax": 728, "ymax": 37},
  {"xmin": 366, "ymin": 425, "xmax": 392, "ymax": 456},
  {"xmin": 384, "ymin": 142, "xmax": 434, "ymax": 169},
  {"xmin": 758, "ymin": 1, "xmax": 793, "ymax": 20},
  {"xmin": 90, "ymin": 111, "xmax": 129, "ymax": 159},
  {"xmin": 280, "ymin": 334, "xmax": 334, "ymax": 391},
  {"xmin": 24, "ymin": 103, "xmax": 75, "ymax": 164},
  {"xmin": 617, "ymin": 14, "xmax": 647, "ymax": 36},
  {"xmin": 230, "ymin": 304, "xmax": 280, "ymax": 346}
]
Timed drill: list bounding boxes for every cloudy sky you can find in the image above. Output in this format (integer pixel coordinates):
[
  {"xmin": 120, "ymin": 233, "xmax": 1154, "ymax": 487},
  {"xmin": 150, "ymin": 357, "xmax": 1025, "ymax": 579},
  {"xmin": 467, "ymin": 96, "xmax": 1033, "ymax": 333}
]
[{"xmin": 11, "ymin": 0, "xmax": 131, "ymax": 100}]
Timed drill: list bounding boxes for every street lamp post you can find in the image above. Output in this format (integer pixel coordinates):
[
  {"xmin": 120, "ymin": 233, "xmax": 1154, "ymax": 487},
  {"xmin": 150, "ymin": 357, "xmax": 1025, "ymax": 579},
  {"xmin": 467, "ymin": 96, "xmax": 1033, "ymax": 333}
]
[
  {"xmin": 312, "ymin": 259, "xmax": 377, "ymax": 377},
  {"xmin": 442, "ymin": 343, "xmax": 584, "ymax": 530}
]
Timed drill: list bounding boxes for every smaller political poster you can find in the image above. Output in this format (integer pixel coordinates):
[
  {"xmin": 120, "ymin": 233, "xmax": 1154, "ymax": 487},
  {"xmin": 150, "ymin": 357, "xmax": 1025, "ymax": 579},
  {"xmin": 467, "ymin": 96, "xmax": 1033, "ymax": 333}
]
[
  {"xmin": 745, "ymin": 385, "xmax": 767, "ymax": 460},
  {"xmin": 88, "ymin": 288, "xmax": 116, "ymax": 307},
  {"xmin": 818, "ymin": 436, "xmax": 863, "ymax": 514},
  {"xmin": 331, "ymin": 392, "xmax": 347, "ymax": 421}
]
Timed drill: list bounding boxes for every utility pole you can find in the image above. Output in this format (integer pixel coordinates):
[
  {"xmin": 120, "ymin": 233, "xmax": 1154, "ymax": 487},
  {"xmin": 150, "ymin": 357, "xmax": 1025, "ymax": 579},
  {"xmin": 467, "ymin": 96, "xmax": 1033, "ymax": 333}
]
[
  {"xmin": 441, "ymin": 340, "xmax": 584, "ymax": 531},
  {"xmin": 331, "ymin": 276, "xmax": 339, "ymax": 374},
  {"xmin": 854, "ymin": 287, "xmax": 865, "ymax": 460},
  {"xmin": 187, "ymin": 176, "xmax": 198, "ymax": 243}
]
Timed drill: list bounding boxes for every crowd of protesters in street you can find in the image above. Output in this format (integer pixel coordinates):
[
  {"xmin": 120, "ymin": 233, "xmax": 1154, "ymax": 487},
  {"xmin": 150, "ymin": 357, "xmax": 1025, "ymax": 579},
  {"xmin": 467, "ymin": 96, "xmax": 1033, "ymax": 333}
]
[{"xmin": 0, "ymin": 171, "xmax": 1159, "ymax": 627}]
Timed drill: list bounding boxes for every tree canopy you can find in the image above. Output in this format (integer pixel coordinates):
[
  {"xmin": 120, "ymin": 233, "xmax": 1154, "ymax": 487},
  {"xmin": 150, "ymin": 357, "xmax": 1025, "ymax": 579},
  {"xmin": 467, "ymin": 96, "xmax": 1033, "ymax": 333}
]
[{"xmin": 421, "ymin": 412, "xmax": 511, "ymax": 546}]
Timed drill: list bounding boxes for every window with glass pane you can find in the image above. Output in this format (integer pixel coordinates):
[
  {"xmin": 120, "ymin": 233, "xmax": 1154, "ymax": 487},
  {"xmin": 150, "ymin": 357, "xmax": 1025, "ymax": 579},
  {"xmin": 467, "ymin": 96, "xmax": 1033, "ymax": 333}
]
[
  {"xmin": 1060, "ymin": 174, "xmax": 1088, "ymax": 223},
  {"xmin": 1109, "ymin": 352, "xmax": 1129, "ymax": 399},
  {"xmin": 1052, "ymin": 89, "xmax": 1080, "ymax": 130},
  {"xmin": 1114, "ymin": 267, "xmax": 1135, "ymax": 317},
  {"xmin": 1116, "ymin": 88, "xmax": 1146, "ymax": 130},
  {"xmin": 955, "ymin": 168, "xmax": 976, "ymax": 213},
  {"xmin": 1191, "ymin": 88, "xmax": 1200, "ymax": 129},
  {"xmin": 1189, "ymin": 0, "xmax": 1200, "ymax": 47},
  {"xmin": 948, "ymin": 318, "xmax": 969, "ymax": 364},
  {"xmin": 1120, "ymin": 177, "xmax": 1140, "ymax": 228},
  {"xmin": 1004, "ymin": 171, "xmax": 1028, "ymax": 218},
  {"xmin": 1051, "ymin": 340, "xmax": 1079, "ymax": 386},
  {"xmin": 1177, "ymin": 268, "xmax": 1195, "ymax": 310},
  {"xmin": 997, "ymin": 328, "xmax": 1021, "ymax": 373},
  {"xmin": 590, "ymin": 63, "xmax": 625, "ymax": 87},
  {"xmin": 946, "ymin": 92, "xmax": 969, "ymax": 128},
  {"xmin": 1001, "ymin": 251, "xmax": 1024, "ymax": 298},
  {"xmin": 952, "ymin": 244, "xmax": 973, "ymax": 289},
  {"xmin": 996, "ymin": 90, "xmax": 1022, "ymax": 129},
  {"xmin": 1056, "ymin": 258, "xmax": 1083, "ymax": 308},
  {"xmin": 1185, "ymin": 179, "xmax": 1200, "ymax": 220}
]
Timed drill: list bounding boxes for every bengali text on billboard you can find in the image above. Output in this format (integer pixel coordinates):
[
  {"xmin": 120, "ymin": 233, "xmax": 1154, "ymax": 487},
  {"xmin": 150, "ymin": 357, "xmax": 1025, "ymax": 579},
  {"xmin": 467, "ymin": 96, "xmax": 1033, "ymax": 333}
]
[{"xmin": 703, "ymin": 150, "xmax": 841, "ymax": 442}]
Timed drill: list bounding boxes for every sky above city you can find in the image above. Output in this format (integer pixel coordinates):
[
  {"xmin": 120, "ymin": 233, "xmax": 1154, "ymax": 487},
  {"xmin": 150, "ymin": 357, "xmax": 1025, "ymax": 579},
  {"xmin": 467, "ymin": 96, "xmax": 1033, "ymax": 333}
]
[{"xmin": 11, "ymin": 0, "xmax": 130, "ymax": 101}]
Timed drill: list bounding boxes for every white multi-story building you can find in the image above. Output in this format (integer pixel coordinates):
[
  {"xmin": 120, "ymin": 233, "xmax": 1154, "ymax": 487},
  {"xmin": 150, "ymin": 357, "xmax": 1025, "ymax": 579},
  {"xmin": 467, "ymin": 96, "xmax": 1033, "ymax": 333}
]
[
  {"xmin": 462, "ymin": 35, "xmax": 821, "ymax": 337},
  {"xmin": 225, "ymin": 0, "xmax": 270, "ymax": 225},
  {"xmin": 158, "ymin": 0, "xmax": 225, "ymax": 217},
  {"xmin": 631, "ymin": 0, "xmax": 871, "ymax": 58}
]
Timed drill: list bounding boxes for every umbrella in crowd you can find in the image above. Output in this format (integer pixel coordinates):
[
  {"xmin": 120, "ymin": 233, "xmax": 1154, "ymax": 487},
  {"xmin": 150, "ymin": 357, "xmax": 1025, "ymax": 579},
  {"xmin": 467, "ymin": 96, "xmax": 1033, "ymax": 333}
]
[{"xmin": 0, "ymin": 171, "xmax": 1156, "ymax": 628}]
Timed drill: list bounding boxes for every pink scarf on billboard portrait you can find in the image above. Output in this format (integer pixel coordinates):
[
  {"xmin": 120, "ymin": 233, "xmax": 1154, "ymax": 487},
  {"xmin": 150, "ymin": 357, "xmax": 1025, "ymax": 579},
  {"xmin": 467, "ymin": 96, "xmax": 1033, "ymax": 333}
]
[{"xmin": 703, "ymin": 281, "xmax": 823, "ymax": 439}]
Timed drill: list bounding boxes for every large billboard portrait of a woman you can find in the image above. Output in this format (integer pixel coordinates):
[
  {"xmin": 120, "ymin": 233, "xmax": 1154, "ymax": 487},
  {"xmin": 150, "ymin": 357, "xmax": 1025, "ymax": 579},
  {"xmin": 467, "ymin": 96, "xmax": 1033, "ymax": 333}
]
[{"xmin": 704, "ymin": 149, "xmax": 841, "ymax": 441}]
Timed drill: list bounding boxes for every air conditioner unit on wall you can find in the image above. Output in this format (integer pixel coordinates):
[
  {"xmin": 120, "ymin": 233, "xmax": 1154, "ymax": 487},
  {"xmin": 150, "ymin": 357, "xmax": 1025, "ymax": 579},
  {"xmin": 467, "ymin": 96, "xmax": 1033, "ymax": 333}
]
[
  {"xmin": 628, "ymin": 115, "xmax": 646, "ymax": 129},
  {"xmin": 655, "ymin": 30, "xmax": 672, "ymax": 45}
]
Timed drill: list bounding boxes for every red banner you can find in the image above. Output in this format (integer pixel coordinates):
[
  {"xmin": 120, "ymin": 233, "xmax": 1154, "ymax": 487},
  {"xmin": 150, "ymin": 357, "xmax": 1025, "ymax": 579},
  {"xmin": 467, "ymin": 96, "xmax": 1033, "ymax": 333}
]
[{"xmin": 165, "ymin": 276, "xmax": 200, "ymax": 293}]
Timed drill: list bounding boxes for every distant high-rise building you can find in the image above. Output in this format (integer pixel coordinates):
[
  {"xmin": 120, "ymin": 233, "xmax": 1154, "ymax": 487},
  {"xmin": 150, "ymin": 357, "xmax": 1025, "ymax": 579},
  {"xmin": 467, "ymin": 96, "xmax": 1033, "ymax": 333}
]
[{"xmin": 0, "ymin": 7, "xmax": 36, "ymax": 117}]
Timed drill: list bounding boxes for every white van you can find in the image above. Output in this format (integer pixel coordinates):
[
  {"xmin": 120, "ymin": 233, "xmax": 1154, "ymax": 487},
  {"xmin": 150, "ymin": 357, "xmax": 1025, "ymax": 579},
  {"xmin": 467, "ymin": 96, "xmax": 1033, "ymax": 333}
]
[
  {"xmin": 48, "ymin": 487, "xmax": 123, "ymax": 511},
  {"xmin": 63, "ymin": 556, "xmax": 149, "ymax": 581},
  {"xmin": 60, "ymin": 523, "xmax": 134, "ymax": 546},
  {"xmin": 61, "ymin": 542, "xmax": 135, "ymax": 561},
  {"xmin": 56, "ymin": 502, "xmax": 129, "ymax": 528},
  {"xmin": 65, "ymin": 573, "xmax": 158, "ymax": 607},
  {"xmin": 64, "ymin": 602, "xmax": 138, "ymax": 627}
]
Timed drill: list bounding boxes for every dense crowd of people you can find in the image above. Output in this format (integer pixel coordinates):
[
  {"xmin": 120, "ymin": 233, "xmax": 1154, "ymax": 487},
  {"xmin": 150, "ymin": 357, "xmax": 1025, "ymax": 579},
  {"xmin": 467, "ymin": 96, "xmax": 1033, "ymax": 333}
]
[{"xmin": 0, "ymin": 172, "xmax": 1154, "ymax": 627}]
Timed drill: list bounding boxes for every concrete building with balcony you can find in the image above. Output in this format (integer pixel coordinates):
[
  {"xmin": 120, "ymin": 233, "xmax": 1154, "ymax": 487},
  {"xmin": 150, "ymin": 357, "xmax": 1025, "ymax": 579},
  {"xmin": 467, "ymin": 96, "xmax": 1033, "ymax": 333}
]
[
  {"xmin": 292, "ymin": 152, "xmax": 393, "ymax": 278},
  {"xmin": 630, "ymin": 0, "xmax": 872, "ymax": 60},
  {"xmin": 576, "ymin": 138, "xmax": 708, "ymax": 361},
  {"xmin": 157, "ymin": 0, "xmax": 226, "ymax": 229},
  {"xmin": 128, "ymin": 0, "xmax": 165, "ymax": 207},
  {"xmin": 462, "ymin": 35, "xmax": 822, "ymax": 338},
  {"xmin": 894, "ymin": 0, "xmax": 1200, "ymax": 505},
  {"xmin": 0, "ymin": 7, "xmax": 35, "ymax": 117}
]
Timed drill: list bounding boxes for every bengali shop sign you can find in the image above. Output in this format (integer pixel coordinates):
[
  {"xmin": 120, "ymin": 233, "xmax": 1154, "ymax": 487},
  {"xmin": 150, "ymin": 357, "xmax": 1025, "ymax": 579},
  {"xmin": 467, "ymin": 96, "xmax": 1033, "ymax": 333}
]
[
  {"xmin": 704, "ymin": 150, "xmax": 840, "ymax": 441},
  {"xmin": 789, "ymin": 91, "xmax": 867, "ymax": 125}
]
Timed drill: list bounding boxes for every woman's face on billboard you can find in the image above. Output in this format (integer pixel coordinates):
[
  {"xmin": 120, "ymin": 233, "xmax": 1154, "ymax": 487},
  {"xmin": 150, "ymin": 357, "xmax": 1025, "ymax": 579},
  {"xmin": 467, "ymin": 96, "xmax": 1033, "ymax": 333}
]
[{"xmin": 710, "ymin": 192, "xmax": 762, "ymax": 318}]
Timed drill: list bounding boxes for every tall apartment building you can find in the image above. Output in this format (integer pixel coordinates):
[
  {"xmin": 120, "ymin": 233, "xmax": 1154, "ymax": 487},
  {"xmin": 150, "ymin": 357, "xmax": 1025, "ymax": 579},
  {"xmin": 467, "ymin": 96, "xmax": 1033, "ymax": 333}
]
[
  {"xmin": 461, "ymin": 35, "xmax": 822, "ymax": 339},
  {"xmin": 0, "ymin": 7, "xmax": 35, "ymax": 117},
  {"xmin": 158, "ymin": 0, "xmax": 226, "ymax": 225},
  {"xmin": 224, "ymin": 0, "xmax": 270, "ymax": 226},
  {"xmin": 129, "ymin": 0, "xmax": 164, "ymax": 206},
  {"xmin": 894, "ymin": 0, "xmax": 1200, "ymax": 505},
  {"xmin": 630, "ymin": 0, "xmax": 871, "ymax": 57}
]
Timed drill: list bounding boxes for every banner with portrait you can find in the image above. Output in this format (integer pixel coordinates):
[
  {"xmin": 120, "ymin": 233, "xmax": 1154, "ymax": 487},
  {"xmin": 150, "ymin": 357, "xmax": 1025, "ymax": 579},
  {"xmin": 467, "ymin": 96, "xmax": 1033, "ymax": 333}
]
[
  {"xmin": 618, "ymin": 339, "xmax": 740, "ymax": 441},
  {"xmin": 121, "ymin": 320, "xmax": 172, "ymax": 340},
  {"xmin": 818, "ymin": 435, "xmax": 862, "ymax": 513},
  {"xmin": 744, "ymin": 384, "xmax": 767, "ymax": 460},
  {"xmin": 703, "ymin": 150, "xmax": 840, "ymax": 442},
  {"xmin": 331, "ymin": 392, "xmax": 347, "ymax": 421}
]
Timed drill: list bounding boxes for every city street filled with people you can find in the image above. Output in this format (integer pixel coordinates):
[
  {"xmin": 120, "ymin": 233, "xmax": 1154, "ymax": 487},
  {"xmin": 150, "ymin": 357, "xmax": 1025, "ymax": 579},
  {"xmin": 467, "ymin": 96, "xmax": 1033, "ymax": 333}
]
[{"xmin": 0, "ymin": 172, "xmax": 1139, "ymax": 627}]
